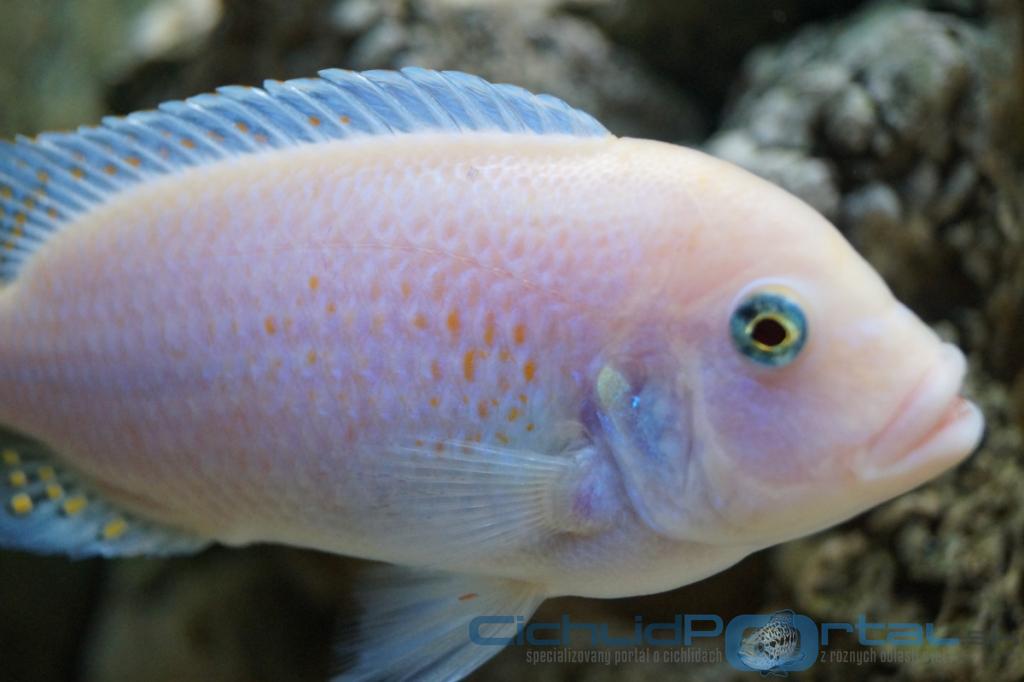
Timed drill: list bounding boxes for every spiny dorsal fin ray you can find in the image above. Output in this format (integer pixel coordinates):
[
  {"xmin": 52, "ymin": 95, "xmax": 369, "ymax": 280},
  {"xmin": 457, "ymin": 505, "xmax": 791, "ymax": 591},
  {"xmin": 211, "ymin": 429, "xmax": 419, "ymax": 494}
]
[{"xmin": 0, "ymin": 67, "xmax": 609, "ymax": 282}]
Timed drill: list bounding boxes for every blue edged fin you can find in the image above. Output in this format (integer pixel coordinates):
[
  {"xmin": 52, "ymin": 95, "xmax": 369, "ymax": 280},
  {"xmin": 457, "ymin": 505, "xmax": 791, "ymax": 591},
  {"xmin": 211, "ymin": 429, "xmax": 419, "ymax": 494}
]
[
  {"xmin": 335, "ymin": 565, "xmax": 544, "ymax": 681},
  {"xmin": 0, "ymin": 67, "xmax": 609, "ymax": 281},
  {"xmin": 0, "ymin": 443, "xmax": 209, "ymax": 557}
]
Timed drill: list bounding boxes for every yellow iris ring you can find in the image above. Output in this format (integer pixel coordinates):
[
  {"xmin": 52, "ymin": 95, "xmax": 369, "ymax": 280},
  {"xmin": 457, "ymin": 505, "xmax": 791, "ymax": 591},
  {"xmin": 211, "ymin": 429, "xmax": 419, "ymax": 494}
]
[{"xmin": 744, "ymin": 311, "xmax": 802, "ymax": 354}]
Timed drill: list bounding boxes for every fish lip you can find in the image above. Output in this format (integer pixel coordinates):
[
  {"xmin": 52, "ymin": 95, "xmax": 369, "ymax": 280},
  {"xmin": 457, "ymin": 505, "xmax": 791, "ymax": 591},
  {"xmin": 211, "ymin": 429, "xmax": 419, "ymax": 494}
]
[{"xmin": 856, "ymin": 343, "xmax": 984, "ymax": 481}]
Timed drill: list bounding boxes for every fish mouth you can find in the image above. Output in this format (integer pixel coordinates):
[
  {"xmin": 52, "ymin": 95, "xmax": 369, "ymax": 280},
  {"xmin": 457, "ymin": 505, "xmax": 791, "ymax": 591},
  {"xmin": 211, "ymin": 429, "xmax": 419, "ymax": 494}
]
[{"xmin": 855, "ymin": 343, "xmax": 984, "ymax": 482}]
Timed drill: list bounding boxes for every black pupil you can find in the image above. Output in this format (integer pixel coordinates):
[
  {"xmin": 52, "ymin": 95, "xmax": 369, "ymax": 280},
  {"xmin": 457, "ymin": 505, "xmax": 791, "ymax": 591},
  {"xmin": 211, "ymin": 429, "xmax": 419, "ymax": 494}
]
[{"xmin": 752, "ymin": 317, "xmax": 788, "ymax": 347}]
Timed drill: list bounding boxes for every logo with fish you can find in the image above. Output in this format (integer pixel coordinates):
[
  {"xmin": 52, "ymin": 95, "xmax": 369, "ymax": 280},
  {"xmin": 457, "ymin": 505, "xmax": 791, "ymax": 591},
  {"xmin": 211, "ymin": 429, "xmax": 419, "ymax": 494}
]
[{"xmin": 726, "ymin": 609, "xmax": 819, "ymax": 675}]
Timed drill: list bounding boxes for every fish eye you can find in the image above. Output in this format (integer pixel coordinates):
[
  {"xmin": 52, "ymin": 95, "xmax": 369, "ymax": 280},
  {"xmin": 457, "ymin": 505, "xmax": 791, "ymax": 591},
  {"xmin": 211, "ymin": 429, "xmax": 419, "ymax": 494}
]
[{"xmin": 730, "ymin": 290, "xmax": 807, "ymax": 367}]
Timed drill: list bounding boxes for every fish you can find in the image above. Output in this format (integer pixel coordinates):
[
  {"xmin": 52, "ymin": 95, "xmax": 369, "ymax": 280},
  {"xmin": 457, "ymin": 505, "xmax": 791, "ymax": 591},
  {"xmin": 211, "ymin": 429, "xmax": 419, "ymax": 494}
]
[
  {"xmin": 0, "ymin": 67, "xmax": 984, "ymax": 680},
  {"xmin": 738, "ymin": 610, "xmax": 805, "ymax": 676}
]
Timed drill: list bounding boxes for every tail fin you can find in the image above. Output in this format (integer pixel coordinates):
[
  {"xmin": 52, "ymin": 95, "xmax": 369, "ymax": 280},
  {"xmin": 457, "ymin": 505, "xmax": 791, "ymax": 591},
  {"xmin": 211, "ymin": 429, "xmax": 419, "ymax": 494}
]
[{"xmin": 0, "ymin": 440, "xmax": 209, "ymax": 558}]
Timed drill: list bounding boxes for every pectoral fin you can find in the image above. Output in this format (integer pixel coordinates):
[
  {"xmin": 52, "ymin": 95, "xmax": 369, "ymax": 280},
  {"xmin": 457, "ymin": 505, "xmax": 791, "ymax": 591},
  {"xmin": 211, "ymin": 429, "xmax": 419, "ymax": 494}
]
[{"xmin": 379, "ymin": 440, "xmax": 618, "ymax": 567}]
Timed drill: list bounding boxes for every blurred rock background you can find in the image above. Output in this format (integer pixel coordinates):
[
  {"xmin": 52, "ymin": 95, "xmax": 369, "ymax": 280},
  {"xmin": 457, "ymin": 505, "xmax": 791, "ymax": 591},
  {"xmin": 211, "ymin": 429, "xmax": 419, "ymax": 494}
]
[{"xmin": 0, "ymin": 0, "xmax": 1022, "ymax": 680}]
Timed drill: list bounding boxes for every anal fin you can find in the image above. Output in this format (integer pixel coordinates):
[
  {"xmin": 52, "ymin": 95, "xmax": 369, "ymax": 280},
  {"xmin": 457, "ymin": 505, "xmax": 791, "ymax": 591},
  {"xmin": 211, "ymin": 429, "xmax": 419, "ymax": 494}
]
[
  {"xmin": 0, "ymin": 441, "xmax": 209, "ymax": 558},
  {"xmin": 335, "ymin": 565, "xmax": 544, "ymax": 681}
]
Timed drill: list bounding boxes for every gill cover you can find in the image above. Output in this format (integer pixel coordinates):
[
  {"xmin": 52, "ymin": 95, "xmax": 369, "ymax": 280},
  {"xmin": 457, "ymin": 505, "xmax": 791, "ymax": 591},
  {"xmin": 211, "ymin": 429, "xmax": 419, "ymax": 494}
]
[{"xmin": 594, "ymin": 365, "xmax": 693, "ymax": 538}]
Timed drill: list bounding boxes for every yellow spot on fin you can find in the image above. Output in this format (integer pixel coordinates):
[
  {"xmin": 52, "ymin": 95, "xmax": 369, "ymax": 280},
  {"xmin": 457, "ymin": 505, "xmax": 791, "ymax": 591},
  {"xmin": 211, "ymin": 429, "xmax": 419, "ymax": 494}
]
[
  {"xmin": 62, "ymin": 496, "xmax": 87, "ymax": 516},
  {"xmin": 2, "ymin": 448, "xmax": 20, "ymax": 465},
  {"xmin": 8, "ymin": 470, "xmax": 27, "ymax": 487},
  {"xmin": 102, "ymin": 518, "xmax": 128, "ymax": 540},
  {"xmin": 9, "ymin": 493, "xmax": 32, "ymax": 515}
]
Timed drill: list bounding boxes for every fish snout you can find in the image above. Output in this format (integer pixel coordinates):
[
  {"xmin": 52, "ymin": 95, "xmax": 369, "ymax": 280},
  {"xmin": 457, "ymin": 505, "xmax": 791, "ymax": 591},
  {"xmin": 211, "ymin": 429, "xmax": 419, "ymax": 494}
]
[{"xmin": 854, "ymin": 343, "xmax": 984, "ymax": 482}]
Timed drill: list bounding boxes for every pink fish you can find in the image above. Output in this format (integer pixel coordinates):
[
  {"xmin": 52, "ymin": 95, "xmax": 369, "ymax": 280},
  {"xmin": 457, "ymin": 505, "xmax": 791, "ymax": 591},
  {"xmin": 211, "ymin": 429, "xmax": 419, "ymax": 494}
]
[{"xmin": 0, "ymin": 68, "xmax": 983, "ymax": 680}]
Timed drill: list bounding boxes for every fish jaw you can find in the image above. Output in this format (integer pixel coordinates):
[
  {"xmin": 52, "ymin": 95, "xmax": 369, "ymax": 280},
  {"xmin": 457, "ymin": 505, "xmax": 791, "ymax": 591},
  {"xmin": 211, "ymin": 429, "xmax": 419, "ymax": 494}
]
[{"xmin": 853, "ymin": 343, "xmax": 983, "ymax": 483}]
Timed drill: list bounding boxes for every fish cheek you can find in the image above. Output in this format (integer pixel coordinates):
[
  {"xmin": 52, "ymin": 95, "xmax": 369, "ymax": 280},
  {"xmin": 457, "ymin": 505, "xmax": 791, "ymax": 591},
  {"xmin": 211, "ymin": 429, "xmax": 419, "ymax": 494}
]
[{"xmin": 698, "ymin": 353, "xmax": 814, "ymax": 484}]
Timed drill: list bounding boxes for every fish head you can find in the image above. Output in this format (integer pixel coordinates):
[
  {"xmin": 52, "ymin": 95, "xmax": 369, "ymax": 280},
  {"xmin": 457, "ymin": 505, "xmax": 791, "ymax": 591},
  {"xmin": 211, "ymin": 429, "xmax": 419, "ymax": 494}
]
[
  {"xmin": 737, "ymin": 627, "xmax": 781, "ymax": 671},
  {"xmin": 595, "ymin": 142, "xmax": 984, "ymax": 548}
]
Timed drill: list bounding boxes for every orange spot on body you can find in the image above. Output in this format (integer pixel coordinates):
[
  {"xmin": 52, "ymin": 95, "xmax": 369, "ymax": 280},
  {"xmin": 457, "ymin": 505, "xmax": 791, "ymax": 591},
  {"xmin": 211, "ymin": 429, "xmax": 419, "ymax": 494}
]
[
  {"xmin": 47, "ymin": 207, "xmax": 58, "ymax": 218},
  {"xmin": 507, "ymin": 407, "xmax": 520, "ymax": 422},
  {"xmin": 484, "ymin": 313, "xmax": 495, "ymax": 347},
  {"xmin": 429, "ymin": 397, "xmax": 440, "ymax": 408},
  {"xmin": 103, "ymin": 164, "xmax": 117, "ymax": 175},
  {"xmin": 308, "ymin": 275, "xmax": 319, "ymax": 291},
  {"xmin": 514, "ymin": 324, "xmax": 526, "ymax": 345},
  {"xmin": 526, "ymin": 423, "xmax": 535, "ymax": 432},
  {"xmin": 181, "ymin": 138, "xmax": 196, "ymax": 149},
  {"xmin": 477, "ymin": 400, "xmax": 489, "ymax": 418},
  {"xmin": 326, "ymin": 302, "xmax": 337, "ymax": 314},
  {"xmin": 254, "ymin": 134, "xmax": 268, "ymax": 144},
  {"xmin": 523, "ymin": 360, "xmax": 536, "ymax": 382},
  {"xmin": 125, "ymin": 156, "xmax": 141, "ymax": 167},
  {"xmin": 235, "ymin": 121, "xmax": 249, "ymax": 133},
  {"xmin": 308, "ymin": 116, "xmax": 321, "ymax": 127},
  {"xmin": 447, "ymin": 310, "xmax": 461, "ymax": 336},
  {"xmin": 518, "ymin": 393, "xmax": 528, "ymax": 404},
  {"xmin": 36, "ymin": 170, "xmax": 49, "ymax": 183},
  {"xmin": 306, "ymin": 350, "xmax": 317, "ymax": 365},
  {"xmin": 431, "ymin": 359, "xmax": 442, "ymax": 381},
  {"xmin": 458, "ymin": 593, "xmax": 478, "ymax": 602},
  {"xmin": 401, "ymin": 282, "xmax": 411, "ymax": 299},
  {"xmin": 71, "ymin": 168, "xmax": 85, "ymax": 180},
  {"xmin": 463, "ymin": 350, "xmax": 476, "ymax": 382},
  {"xmin": 264, "ymin": 316, "xmax": 278, "ymax": 335},
  {"xmin": 499, "ymin": 349, "xmax": 512, "ymax": 362},
  {"xmin": 340, "ymin": 115, "xmax": 351, "ymax": 124},
  {"xmin": 496, "ymin": 432, "xmax": 510, "ymax": 445},
  {"xmin": 413, "ymin": 313, "xmax": 428, "ymax": 330}
]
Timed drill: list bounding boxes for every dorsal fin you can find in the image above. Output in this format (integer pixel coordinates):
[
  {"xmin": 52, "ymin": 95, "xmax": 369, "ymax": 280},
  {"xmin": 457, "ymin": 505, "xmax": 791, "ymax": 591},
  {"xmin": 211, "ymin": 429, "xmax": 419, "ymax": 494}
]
[{"xmin": 0, "ymin": 67, "xmax": 610, "ymax": 281}]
